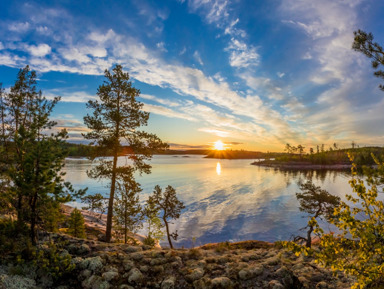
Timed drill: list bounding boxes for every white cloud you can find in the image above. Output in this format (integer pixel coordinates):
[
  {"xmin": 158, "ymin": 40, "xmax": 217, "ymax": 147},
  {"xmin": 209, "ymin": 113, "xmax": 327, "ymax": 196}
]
[
  {"xmin": 193, "ymin": 50, "xmax": 204, "ymax": 65},
  {"xmin": 36, "ymin": 26, "xmax": 49, "ymax": 34},
  {"xmin": 26, "ymin": 43, "xmax": 51, "ymax": 57},
  {"xmin": 179, "ymin": 47, "xmax": 187, "ymax": 55},
  {"xmin": 140, "ymin": 94, "xmax": 180, "ymax": 107},
  {"xmin": 143, "ymin": 103, "xmax": 197, "ymax": 122},
  {"xmin": 156, "ymin": 42, "xmax": 167, "ymax": 52},
  {"xmin": 188, "ymin": 0, "xmax": 229, "ymax": 24},
  {"xmin": 226, "ymin": 38, "xmax": 260, "ymax": 68},
  {"xmin": 198, "ymin": 127, "xmax": 230, "ymax": 137},
  {"xmin": 45, "ymin": 91, "xmax": 97, "ymax": 103},
  {"xmin": 8, "ymin": 22, "xmax": 30, "ymax": 33}
]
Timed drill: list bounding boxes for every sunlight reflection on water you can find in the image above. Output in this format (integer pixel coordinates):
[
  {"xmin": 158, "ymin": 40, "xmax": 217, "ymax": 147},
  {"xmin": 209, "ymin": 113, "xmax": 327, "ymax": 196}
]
[
  {"xmin": 63, "ymin": 155, "xmax": 352, "ymax": 248},
  {"xmin": 216, "ymin": 162, "xmax": 221, "ymax": 176}
]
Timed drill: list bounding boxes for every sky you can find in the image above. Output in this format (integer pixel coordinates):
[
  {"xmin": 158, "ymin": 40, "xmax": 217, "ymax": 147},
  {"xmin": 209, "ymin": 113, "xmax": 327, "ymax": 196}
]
[{"xmin": 1, "ymin": 0, "xmax": 384, "ymax": 152}]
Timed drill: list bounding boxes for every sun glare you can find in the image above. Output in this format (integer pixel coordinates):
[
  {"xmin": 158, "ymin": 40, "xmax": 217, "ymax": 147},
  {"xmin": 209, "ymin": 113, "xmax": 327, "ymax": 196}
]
[{"xmin": 214, "ymin": 140, "xmax": 225, "ymax": 150}]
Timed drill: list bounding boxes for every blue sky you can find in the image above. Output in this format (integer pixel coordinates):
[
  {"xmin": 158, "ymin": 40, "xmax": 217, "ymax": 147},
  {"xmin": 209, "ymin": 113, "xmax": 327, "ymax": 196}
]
[{"xmin": 1, "ymin": 0, "xmax": 384, "ymax": 151}]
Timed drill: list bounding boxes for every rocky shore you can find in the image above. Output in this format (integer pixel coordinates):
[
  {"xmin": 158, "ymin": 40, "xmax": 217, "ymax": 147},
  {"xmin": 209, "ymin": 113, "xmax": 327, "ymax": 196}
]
[{"xmin": 0, "ymin": 234, "xmax": 354, "ymax": 289}]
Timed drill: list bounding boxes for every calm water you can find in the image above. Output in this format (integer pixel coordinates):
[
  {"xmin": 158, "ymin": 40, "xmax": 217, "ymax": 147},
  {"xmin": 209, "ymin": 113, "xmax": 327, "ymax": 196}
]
[{"xmin": 63, "ymin": 155, "xmax": 352, "ymax": 248}]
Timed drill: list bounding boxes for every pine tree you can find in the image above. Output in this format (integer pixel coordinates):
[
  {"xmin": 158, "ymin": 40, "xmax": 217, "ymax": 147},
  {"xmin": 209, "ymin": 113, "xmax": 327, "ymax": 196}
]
[
  {"xmin": 113, "ymin": 177, "xmax": 143, "ymax": 244},
  {"xmin": 68, "ymin": 208, "xmax": 86, "ymax": 238},
  {"xmin": 295, "ymin": 181, "xmax": 340, "ymax": 248},
  {"xmin": 81, "ymin": 193, "xmax": 107, "ymax": 219},
  {"xmin": 143, "ymin": 197, "xmax": 164, "ymax": 246},
  {"xmin": 148, "ymin": 185, "xmax": 185, "ymax": 249},
  {"xmin": 353, "ymin": 30, "xmax": 384, "ymax": 91},
  {"xmin": 0, "ymin": 66, "xmax": 85, "ymax": 244},
  {"xmin": 83, "ymin": 64, "xmax": 168, "ymax": 242}
]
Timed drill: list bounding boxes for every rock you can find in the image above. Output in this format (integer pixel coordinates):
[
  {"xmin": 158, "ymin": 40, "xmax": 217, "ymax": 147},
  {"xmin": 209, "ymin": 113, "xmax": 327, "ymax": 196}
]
[
  {"xmin": 150, "ymin": 258, "xmax": 167, "ymax": 266},
  {"xmin": 211, "ymin": 277, "xmax": 233, "ymax": 289},
  {"xmin": 152, "ymin": 265, "xmax": 164, "ymax": 274},
  {"xmin": 316, "ymin": 281, "xmax": 329, "ymax": 289},
  {"xmin": 119, "ymin": 285, "xmax": 134, "ymax": 289},
  {"xmin": 0, "ymin": 274, "xmax": 36, "ymax": 289},
  {"xmin": 311, "ymin": 273, "xmax": 325, "ymax": 283},
  {"xmin": 238, "ymin": 265, "xmax": 263, "ymax": 280},
  {"xmin": 268, "ymin": 280, "xmax": 284, "ymax": 289},
  {"xmin": 82, "ymin": 275, "xmax": 111, "ymax": 289},
  {"xmin": 130, "ymin": 252, "xmax": 144, "ymax": 261},
  {"xmin": 161, "ymin": 277, "xmax": 175, "ymax": 289},
  {"xmin": 265, "ymin": 256, "xmax": 280, "ymax": 266},
  {"xmin": 71, "ymin": 256, "xmax": 84, "ymax": 266},
  {"xmin": 139, "ymin": 265, "xmax": 149, "ymax": 273},
  {"xmin": 122, "ymin": 259, "xmax": 135, "ymax": 271},
  {"xmin": 80, "ymin": 269, "xmax": 92, "ymax": 279},
  {"xmin": 275, "ymin": 266, "xmax": 303, "ymax": 288},
  {"xmin": 193, "ymin": 277, "xmax": 212, "ymax": 289},
  {"xmin": 186, "ymin": 267, "xmax": 205, "ymax": 282},
  {"xmin": 78, "ymin": 244, "xmax": 91, "ymax": 255},
  {"xmin": 124, "ymin": 246, "xmax": 142, "ymax": 253},
  {"xmin": 102, "ymin": 271, "xmax": 119, "ymax": 281},
  {"xmin": 128, "ymin": 268, "xmax": 143, "ymax": 284},
  {"xmin": 79, "ymin": 256, "xmax": 104, "ymax": 273}
]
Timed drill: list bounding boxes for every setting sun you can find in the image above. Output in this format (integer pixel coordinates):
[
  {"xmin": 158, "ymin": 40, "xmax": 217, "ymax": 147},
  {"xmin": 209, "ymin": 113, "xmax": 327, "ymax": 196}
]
[{"xmin": 214, "ymin": 140, "xmax": 225, "ymax": 150}]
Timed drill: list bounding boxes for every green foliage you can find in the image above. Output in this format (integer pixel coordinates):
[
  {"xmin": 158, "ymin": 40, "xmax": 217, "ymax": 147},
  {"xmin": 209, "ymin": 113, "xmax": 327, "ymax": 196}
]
[
  {"xmin": 81, "ymin": 193, "xmax": 107, "ymax": 219},
  {"xmin": 353, "ymin": 29, "xmax": 384, "ymax": 91},
  {"xmin": 143, "ymin": 197, "xmax": 164, "ymax": 246},
  {"xmin": 67, "ymin": 208, "xmax": 86, "ymax": 238},
  {"xmin": 0, "ymin": 66, "xmax": 85, "ymax": 245},
  {"xmin": 285, "ymin": 154, "xmax": 384, "ymax": 288},
  {"xmin": 113, "ymin": 178, "xmax": 143, "ymax": 244},
  {"xmin": 32, "ymin": 241, "xmax": 75, "ymax": 282},
  {"xmin": 0, "ymin": 218, "xmax": 31, "ymax": 256},
  {"xmin": 148, "ymin": 185, "xmax": 185, "ymax": 249},
  {"xmin": 83, "ymin": 64, "xmax": 168, "ymax": 242},
  {"xmin": 39, "ymin": 201, "xmax": 65, "ymax": 233}
]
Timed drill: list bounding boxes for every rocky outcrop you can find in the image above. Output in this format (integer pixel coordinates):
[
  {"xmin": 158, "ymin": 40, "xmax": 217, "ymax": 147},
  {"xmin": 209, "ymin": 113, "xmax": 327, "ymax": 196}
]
[{"xmin": 0, "ymin": 234, "xmax": 354, "ymax": 289}]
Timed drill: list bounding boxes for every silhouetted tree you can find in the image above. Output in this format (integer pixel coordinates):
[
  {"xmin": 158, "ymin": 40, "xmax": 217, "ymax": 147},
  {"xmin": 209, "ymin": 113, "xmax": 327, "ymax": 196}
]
[
  {"xmin": 353, "ymin": 30, "xmax": 384, "ymax": 91},
  {"xmin": 81, "ymin": 193, "xmax": 107, "ymax": 220},
  {"xmin": 83, "ymin": 65, "xmax": 168, "ymax": 242},
  {"xmin": 148, "ymin": 185, "xmax": 185, "ymax": 249},
  {"xmin": 295, "ymin": 181, "xmax": 340, "ymax": 248}
]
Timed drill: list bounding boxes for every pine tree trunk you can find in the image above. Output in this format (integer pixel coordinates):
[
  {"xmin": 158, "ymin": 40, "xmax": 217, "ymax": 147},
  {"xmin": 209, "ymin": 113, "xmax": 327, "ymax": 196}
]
[
  {"xmin": 164, "ymin": 218, "xmax": 173, "ymax": 249},
  {"xmin": 106, "ymin": 153, "xmax": 118, "ymax": 242},
  {"xmin": 306, "ymin": 225, "xmax": 313, "ymax": 248}
]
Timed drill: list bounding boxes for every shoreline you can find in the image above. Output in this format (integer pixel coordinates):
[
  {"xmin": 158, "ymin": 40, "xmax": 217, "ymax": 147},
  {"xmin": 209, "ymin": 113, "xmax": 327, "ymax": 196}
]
[{"xmin": 251, "ymin": 161, "xmax": 352, "ymax": 170}]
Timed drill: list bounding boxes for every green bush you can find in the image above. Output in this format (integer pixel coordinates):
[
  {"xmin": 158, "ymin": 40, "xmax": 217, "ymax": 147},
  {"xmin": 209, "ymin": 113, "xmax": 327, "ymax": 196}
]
[{"xmin": 32, "ymin": 241, "xmax": 75, "ymax": 282}]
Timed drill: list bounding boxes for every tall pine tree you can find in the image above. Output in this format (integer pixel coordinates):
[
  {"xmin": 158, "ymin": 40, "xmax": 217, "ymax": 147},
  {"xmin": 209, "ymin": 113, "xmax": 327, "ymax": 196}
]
[
  {"xmin": 83, "ymin": 64, "xmax": 167, "ymax": 242},
  {"xmin": 0, "ymin": 66, "xmax": 85, "ymax": 244}
]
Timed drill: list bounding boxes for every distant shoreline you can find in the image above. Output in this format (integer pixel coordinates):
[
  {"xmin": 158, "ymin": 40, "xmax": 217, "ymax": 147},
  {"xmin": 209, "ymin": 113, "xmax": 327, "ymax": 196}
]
[{"xmin": 251, "ymin": 160, "xmax": 352, "ymax": 170}]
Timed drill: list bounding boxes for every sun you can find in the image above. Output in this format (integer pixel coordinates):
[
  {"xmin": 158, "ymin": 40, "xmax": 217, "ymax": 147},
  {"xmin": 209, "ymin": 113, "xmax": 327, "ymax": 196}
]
[{"xmin": 214, "ymin": 140, "xmax": 225, "ymax": 150}]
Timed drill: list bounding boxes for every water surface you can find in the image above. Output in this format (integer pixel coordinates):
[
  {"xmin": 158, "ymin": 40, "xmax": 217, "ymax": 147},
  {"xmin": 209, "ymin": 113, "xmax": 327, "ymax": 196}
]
[{"xmin": 63, "ymin": 155, "xmax": 352, "ymax": 248}]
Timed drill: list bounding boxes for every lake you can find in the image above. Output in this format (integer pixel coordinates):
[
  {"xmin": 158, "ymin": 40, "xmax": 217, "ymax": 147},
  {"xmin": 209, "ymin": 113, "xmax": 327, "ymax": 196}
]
[{"xmin": 63, "ymin": 155, "xmax": 352, "ymax": 248}]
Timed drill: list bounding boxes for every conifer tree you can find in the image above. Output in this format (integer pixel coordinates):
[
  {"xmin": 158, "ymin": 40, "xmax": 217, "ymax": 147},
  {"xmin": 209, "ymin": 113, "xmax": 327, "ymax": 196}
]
[
  {"xmin": 83, "ymin": 64, "xmax": 168, "ymax": 242},
  {"xmin": 68, "ymin": 208, "xmax": 86, "ymax": 238},
  {"xmin": 353, "ymin": 30, "xmax": 384, "ymax": 91},
  {"xmin": 81, "ymin": 193, "xmax": 107, "ymax": 219},
  {"xmin": 0, "ymin": 66, "xmax": 85, "ymax": 244},
  {"xmin": 113, "ymin": 178, "xmax": 143, "ymax": 244},
  {"xmin": 295, "ymin": 181, "xmax": 340, "ymax": 248},
  {"xmin": 148, "ymin": 185, "xmax": 185, "ymax": 249},
  {"xmin": 143, "ymin": 197, "xmax": 163, "ymax": 246}
]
